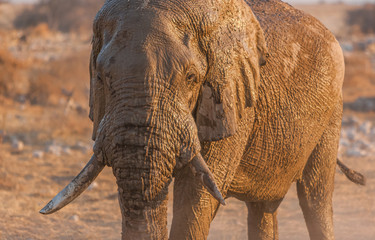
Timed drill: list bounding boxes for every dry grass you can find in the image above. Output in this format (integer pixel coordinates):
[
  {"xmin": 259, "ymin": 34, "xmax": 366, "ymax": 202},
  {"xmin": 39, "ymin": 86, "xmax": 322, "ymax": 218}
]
[
  {"xmin": 0, "ymin": 46, "xmax": 90, "ymax": 106},
  {"xmin": 27, "ymin": 49, "xmax": 91, "ymax": 106},
  {"xmin": 26, "ymin": 22, "xmax": 54, "ymax": 39},
  {"xmin": 0, "ymin": 47, "xmax": 29, "ymax": 99},
  {"xmin": 14, "ymin": 0, "xmax": 104, "ymax": 35},
  {"xmin": 347, "ymin": 4, "xmax": 375, "ymax": 35}
]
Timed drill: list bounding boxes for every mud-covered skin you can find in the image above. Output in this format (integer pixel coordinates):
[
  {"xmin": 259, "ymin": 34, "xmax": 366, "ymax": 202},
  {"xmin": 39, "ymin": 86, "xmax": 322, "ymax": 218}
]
[
  {"xmin": 172, "ymin": 1, "xmax": 344, "ymax": 240},
  {"xmin": 86, "ymin": 0, "xmax": 344, "ymax": 239},
  {"xmin": 229, "ymin": 0, "xmax": 344, "ymax": 201}
]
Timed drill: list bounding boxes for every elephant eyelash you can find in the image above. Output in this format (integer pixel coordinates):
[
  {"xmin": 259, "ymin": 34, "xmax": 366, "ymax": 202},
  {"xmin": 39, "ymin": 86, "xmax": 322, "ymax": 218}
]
[
  {"xmin": 186, "ymin": 66, "xmax": 200, "ymax": 85},
  {"xmin": 97, "ymin": 74, "xmax": 110, "ymax": 87},
  {"xmin": 186, "ymin": 73, "xmax": 198, "ymax": 83},
  {"xmin": 97, "ymin": 74, "xmax": 103, "ymax": 83}
]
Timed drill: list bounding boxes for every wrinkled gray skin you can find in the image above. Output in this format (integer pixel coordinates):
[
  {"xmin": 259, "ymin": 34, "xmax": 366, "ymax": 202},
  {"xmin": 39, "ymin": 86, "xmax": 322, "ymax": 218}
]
[{"xmin": 42, "ymin": 0, "xmax": 361, "ymax": 239}]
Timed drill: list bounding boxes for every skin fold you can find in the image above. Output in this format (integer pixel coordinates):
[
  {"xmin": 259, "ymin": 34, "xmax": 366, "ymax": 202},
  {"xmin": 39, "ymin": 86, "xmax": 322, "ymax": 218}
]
[{"xmin": 42, "ymin": 0, "xmax": 357, "ymax": 239}]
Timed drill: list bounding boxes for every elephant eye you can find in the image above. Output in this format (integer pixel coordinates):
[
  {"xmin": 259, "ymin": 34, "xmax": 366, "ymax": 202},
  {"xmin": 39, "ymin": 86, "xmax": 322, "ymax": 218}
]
[
  {"xmin": 187, "ymin": 73, "xmax": 196, "ymax": 82},
  {"xmin": 97, "ymin": 73, "xmax": 111, "ymax": 88},
  {"xmin": 97, "ymin": 74, "xmax": 103, "ymax": 83},
  {"xmin": 186, "ymin": 70, "xmax": 199, "ymax": 85}
]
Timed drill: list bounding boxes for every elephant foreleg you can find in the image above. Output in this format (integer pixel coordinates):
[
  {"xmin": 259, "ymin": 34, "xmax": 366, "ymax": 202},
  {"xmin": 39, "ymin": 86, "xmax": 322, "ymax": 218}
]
[
  {"xmin": 246, "ymin": 200, "xmax": 282, "ymax": 240},
  {"xmin": 297, "ymin": 104, "xmax": 342, "ymax": 240}
]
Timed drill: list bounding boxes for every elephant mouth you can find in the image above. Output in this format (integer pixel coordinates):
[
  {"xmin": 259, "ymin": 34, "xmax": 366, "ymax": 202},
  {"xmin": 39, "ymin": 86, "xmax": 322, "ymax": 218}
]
[
  {"xmin": 40, "ymin": 137, "xmax": 225, "ymax": 216},
  {"xmin": 41, "ymin": 84, "xmax": 226, "ymax": 213}
]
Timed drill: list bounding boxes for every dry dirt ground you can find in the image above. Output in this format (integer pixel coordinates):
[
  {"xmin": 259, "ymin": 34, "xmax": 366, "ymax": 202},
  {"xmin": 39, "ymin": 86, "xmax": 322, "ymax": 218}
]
[
  {"xmin": 0, "ymin": 104, "xmax": 374, "ymax": 240},
  {"xmin": 0, "ymin": 2, "xmax": 374, "ymax": 240}
]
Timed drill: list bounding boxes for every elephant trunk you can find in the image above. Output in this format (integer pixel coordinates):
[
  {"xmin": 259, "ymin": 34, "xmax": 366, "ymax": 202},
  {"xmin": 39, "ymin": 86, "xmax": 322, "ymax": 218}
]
[
  {"xmin": 113, "ymin": 144, "xmax": 170, "ymax": 239},
  {"xmin": 97, "ymin": 84, "xmax": 182, "ymax": 238},
  {"xmin": 106, "ymin": 122, "xmax": 175, "ymax": 240},
  {"xmin": 119, "ymin": 198, "xmax": 169, "ymax": 240}
]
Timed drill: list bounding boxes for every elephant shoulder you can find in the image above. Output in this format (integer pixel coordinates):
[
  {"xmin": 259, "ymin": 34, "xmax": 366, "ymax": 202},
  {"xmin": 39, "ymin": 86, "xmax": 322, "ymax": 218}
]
[
  {"xmin": 247, "ymin": 0, "xmax": 336, "ymax": 44},
  {"xmin": 248, "ymin": 0, "xmax": 344, "ymax": 94}
]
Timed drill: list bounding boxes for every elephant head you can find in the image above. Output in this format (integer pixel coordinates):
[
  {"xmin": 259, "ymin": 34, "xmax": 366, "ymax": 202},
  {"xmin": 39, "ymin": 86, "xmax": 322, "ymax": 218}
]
[{"xmin": 40, "ymin": 0, "xmax": 268, "ymax": 239}]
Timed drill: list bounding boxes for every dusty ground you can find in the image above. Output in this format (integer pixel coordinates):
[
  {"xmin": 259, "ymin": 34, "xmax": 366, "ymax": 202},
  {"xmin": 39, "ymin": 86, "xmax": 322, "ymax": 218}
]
[
  {"xmin": 0, "ymin": 2, "xmax": 374, "ymax": 240},
  {"xmin": 0, "ymin": 103, "xmax": 374, "ymax": 240}
]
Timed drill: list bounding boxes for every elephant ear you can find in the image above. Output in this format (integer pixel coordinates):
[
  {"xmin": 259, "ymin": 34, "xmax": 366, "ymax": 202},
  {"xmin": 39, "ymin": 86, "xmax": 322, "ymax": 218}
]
[
  {"xmin": 89, "ymin": 37, "xmax": 106, "ymax": 141},
  {"xmin": 195, "ymin": 3, "xmax": 268, "ymax": 142}
]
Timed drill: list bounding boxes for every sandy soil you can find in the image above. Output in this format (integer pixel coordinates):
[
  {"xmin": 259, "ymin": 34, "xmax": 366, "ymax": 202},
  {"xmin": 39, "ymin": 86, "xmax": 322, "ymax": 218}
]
[{"xmin": 0, "ymin": 2, "xmax": 374, "ymax": 240}]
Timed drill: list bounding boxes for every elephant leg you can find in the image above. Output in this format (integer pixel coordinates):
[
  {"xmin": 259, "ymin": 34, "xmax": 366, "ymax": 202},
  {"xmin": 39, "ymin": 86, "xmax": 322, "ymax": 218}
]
[
  {"xmin": 297, "ymin": 104, "xmax": 342, "ymax": 240},
  {"xmin": 246, "ymin": 200, "xmax": 282, "ymax": 240}
]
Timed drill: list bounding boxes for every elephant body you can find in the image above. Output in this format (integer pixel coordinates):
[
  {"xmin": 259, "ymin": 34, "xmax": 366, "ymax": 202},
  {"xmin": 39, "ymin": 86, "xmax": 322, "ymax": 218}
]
[
  {"xmin": 41, "ymin": 0, "xmax": 356, "ymax": 239},
  {"xmin": 172, "ymin": 1, "xmax": 344, "ymax": 239},
  {"xmin": 231, "ymin": 0, "xmax": 344, "ymax": 201}
]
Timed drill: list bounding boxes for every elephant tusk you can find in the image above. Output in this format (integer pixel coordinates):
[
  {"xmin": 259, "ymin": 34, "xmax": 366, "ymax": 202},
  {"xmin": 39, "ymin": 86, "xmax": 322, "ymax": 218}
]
[
  {"xmin": 191, "ymin": 154, "xmax": 226, "ymax": 205},
  {"xmin": 39, "ymin": 154, "xmax": 105, "ymax": 214}
]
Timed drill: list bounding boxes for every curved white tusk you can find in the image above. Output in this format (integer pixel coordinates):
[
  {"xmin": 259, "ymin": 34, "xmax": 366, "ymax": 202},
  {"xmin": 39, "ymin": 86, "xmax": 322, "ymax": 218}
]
[
  {"xmin": 191, "ymin": 154, "xmax": 226, "ymax": 205},
  {"xmin": 39, "ymin": 154, "xmax": 105, "ymax": 215}
]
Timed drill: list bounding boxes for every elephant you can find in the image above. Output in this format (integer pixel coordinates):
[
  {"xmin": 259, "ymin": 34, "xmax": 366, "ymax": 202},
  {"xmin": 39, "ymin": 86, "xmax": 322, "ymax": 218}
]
[{"xmin": 40, "ymin": 0, "xmax": 365, "ymax": 239}]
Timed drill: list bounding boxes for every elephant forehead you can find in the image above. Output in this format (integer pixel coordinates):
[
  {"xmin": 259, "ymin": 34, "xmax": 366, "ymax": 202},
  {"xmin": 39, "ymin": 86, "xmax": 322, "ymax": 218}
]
[{"xmin": 94, "ymin": 0, "xmax": 215, "ymax": 36}]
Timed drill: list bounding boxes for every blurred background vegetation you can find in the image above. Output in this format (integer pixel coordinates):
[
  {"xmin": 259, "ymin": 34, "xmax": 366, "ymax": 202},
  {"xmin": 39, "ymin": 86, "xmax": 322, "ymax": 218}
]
[
  {"xmin": 347, "ymin": 4, "xmax": 375, "ymax": 34},
  {"xmin": 14, "ymin": 0, "xmax": 104, "ymax": 33}
]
